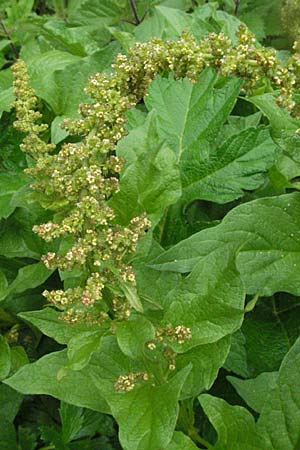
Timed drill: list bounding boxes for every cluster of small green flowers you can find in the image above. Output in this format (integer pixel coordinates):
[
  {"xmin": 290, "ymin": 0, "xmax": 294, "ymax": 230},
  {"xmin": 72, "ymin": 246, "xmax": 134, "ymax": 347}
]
[
  {"xmin": 155, "ymin": 325, "xmax": 192, "ymax": 345},
  {"xmin": 110, "ymin": 25, "xmax": 300, "ymax": 114},
  {"xmin": 114, "ymin": 371, "xmax": 149, "ymax": 392},
  {"xmin": 12, "ymin": 60, "xmax": 55, "ymax": 156},
  {"xmin": 12, "ymin": 60, "xmax": 152, "ymax": 324},
  {"xmin": 145, "ymin": 325, "xmax": 192, "ymax": 374},
  {"xmin": 281, "ymin": 0, "xmax": 300, "ymax": 44},
  {"xmin": 13, "ymin": 25, "xmax": 300, "ymax": 326}
]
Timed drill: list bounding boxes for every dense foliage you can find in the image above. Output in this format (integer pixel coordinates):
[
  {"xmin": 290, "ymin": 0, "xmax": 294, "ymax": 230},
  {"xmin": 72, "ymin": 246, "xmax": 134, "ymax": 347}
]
[{"xmin": 1, "ymin": 1, "xmax": 300, "ymax": 449}]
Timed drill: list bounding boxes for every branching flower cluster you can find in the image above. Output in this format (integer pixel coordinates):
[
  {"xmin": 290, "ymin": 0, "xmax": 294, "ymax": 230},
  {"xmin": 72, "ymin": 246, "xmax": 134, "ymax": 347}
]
[
  {"xmin": 281, "ymin": 0, "xmax": 300, "ymax": 45},
  {"xmin": 12, "ymin": 26, "xmax": 300, "ymax": 388}
]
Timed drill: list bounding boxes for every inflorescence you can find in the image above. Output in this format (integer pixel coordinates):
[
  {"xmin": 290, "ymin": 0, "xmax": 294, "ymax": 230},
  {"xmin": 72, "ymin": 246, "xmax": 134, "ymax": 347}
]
[{"xmin": 12, "ymin": 25, "xmax": 300, "ymax": 389}]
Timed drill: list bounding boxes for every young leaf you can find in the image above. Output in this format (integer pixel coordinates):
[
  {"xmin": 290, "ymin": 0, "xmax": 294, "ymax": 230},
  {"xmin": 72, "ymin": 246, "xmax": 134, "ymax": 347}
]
[
  {"xmin": 116, "ymin": 315, "xmax": 155, "ymax": 360},
  {"xmin": 67, "ymin": 331, "xmax": 103, "ymax": 371},
  {"xmin": 198, "ymin": 394, "xmax": 268, "ymax": 449}
]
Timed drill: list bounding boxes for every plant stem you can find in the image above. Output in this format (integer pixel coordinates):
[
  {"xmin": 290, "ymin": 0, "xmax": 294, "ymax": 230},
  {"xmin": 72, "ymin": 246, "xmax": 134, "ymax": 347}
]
[
  {"xmin": 129, "ymin": 0, "xmax": 141, "ymax": 25},
  {"xmin": 0, "ymin": 17, "xmax": 18, "ymax": 58},
  {"xmin": 189, "ymin": 430, "xmax": 213, "ymax": 449},
  {"xmin": 234, "ymin": 0, "xmax": 240, "ymax": 15}
]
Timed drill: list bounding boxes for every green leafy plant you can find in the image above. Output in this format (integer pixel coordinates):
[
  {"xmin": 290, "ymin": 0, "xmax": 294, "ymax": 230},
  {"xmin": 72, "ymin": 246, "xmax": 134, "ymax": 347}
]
[{"xmin": 1, "ymin": 1, "xmax": 300, "ymax": 449}]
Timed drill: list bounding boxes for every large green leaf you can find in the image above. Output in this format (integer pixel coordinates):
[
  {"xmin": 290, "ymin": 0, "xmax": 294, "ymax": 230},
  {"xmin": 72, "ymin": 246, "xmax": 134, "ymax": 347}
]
[
  {"xmin": 92, "ymin": 364, "xmax": 191, "ymax": 450},
  {"xmin": 111, "ymin": 111, "xmax": 181, "ymax": 223},
  {"xmin": 180, "ymin": 127, "xmax": 279, "ymax": 204},
  {"xmin": 163, "ymin": 246, "xmax": 245, "ymax": 349},
  {"xmin": 151, "ymin": 193, "xmax": 300, "ymax": 296},
  {"xmin": 145, "ymin": 74, "xmax": 278, "ymax": 204},
  {"xmin": 4, "ymin": 349, "xmax": 110, "ymax": 414},
  {"xmin": 199, "ymin": 394, "xmax": 268, "ymax": 449},
  {"xmin": 145, "ymin": 70, "xmax": 242, "ymax": 157},
  {"xmin": 257, "ymin": 336, "xmax": 300, "ymax": 450}
]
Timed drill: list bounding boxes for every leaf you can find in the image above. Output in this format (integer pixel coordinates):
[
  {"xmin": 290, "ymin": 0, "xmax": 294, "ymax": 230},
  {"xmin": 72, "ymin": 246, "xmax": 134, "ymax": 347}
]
[
  {"xmin": 180, "ymin": 126, "xmax": 279, "ymax": 204},
  {"xmin": 69, "ymin": 0, "xmax": 126, "ymax": 26},
  {"xmin": 0, "ymin": 384, "xmax": 23, "ymax": 422},
  {"xmin": 228, "ymin": 372, "xmax": 278, "ymax": 413},
  {"xmin": 248, "ymin": 93, "xmax": 299, "ymax": 132},
  {"xmin": 27, "ymin": 50, "xmax": 81, "ymax": 101},
  {"xmin": 0, "ymin": 417, "xmax": 17, "ymax": 450},
  {"xmin": 116, "ymin": 315, "xmax": 155, "ymax": 360},
  {"xmin": 19, "ymin": 308, "xmax": 101, "ymax": 344},
  {"xmin": 39, "ymin": 425, "xmax": 65, "ymax": 450},
  {"xmin": 92, "ymin": 365, "xmax": 191, "ymax": 450},
  {"xmin": 4, "ymin": 349, "xmax": 110, "ymax": 414},
  {"xmin": 120, "ymin": 282, "xmax": 144, "ymax": 313},
  {"xmin": 0, "ymin": 173, "xmax": 29, "ymax": 219},
  {"xmin": 145, "ymin": 70, "xmax": 242, "ymax": 157},
  {"xmin": 46, "ymin": 44, "xmax": 119, "ymax": 116},
  {"xmin": 257, "ymin": 335, "xmax": 300, "ymax": 450},
  {"xmin": 0, "ymin": 262, "xmax": 53, "ymax": 302},
  {"xmin": 176, "ymin": 337, "xmax": 230, "ymax": 398},
  {"xmin": 0, "ymin": 220, "xmax": 45, "ymax": 259},
  {"xmin": 198, "ymin": 394, "xmax": 267, "ymax": 449},
  {"xmin": 0, "ymin": 335, "xmax": 11, "ymax": 380},
  {"xmin": 67, "ymin": 331, "xmax": 103, "ymax": 371},
  {"xmin": 150, "ymin": 193, "xmax": 300, "ymax": 296},
  {"xmin": 165, "ymin": 431, "xmax": 199, "ymax": 449},
  {"xmin": 223, "ymin": 330, "xmax": 249, "ymax": 378},
  {"xmin": 18, "ymin": 427, "xmax": 37, "ymax": 450},
  {"xmin": 240, "ymin": 295, "xmax": 300, "ymax": 375},
  {"xmin": 59, "ymin": 402, "xmax": 84, "ymax": 443},
  {"xmin": 0, "ymin": 87, "xmax": 14, "ymax": 116},
  {"xmin": 134, "ymin": 6, "xmax": 192, "ymax": 41},
  {"xmin": 10, "ymin": 346, "xmax": 29, "ymax": 374},
  {"xmin": 111, "ymin": 111, "xmax": 181, "ymax": 223},
  {"xmin": 163, "ymin": 246, "xmax": 245, "ymax": 349}
]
